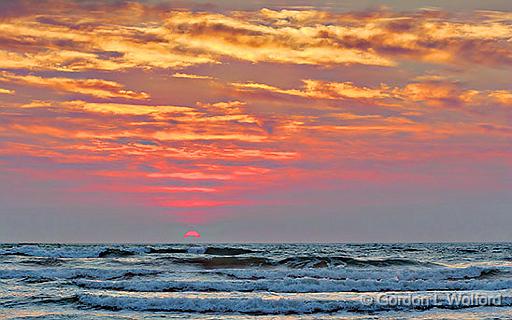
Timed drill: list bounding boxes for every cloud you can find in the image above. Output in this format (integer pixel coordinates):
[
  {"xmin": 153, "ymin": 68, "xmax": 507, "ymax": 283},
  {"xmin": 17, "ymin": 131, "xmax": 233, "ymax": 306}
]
[
  {"xmin": 2, "ymin": 4, "xmax": 510, "ymax": 72},
  {"xmin": 62, "ymin": 100, "xmax": 194, "ymax": 117},
  {"xmin": 152, "ymin": 131, "xmax": 265, "ymax": 142},
  {"xmin": 19, "ymin": 100, "xmax": 52, "ymax": 108},
  {"xmin": 0, "ymin": 88, "xmax": 14, "ymax": 94},
  {"xmin": 0, "ymin": 72, "xmax": 149, "ymax": 100},
  {"xmin": 399, "ymin": 82, "xmax": 512, "ymax": 107},
  {"xmin": 172, "ymin": 73, "xmax": 214, "ymax": 80},
  {"xmin": 232, "ymin": 80, "xmax": 392, "ymax": 102},
  {"xmin": 478, "ymin": 123, "xmax": 512, "ymax": 134},
  {"xmin": 94, "ymin": 185, "xmax": 218, "ymax": 193},
  {"xmin": 156, "ymin": 199, "xmax": 242, "ymax": 208},
  {"xmin": 232, "ymin": 78, "xmax": 512, "ymax": 108},
  {"xmin": 147, "ymin": 172, "xmax": 233, "ymax": 180},
  {"xmin": 3, "ymin": 98, "xmax": 270, "ymax": 144},
  {"xmin": 489, "ymin": 90, "xmax": 512, "ymax": 105},
  {"xmin": 1, "ymin": 2, "xmax": 510, "ymax": 226},
  {"xmin": 56, "ymin": 100, "xmax": 267, "ymax": 142},
  {"xmin": 161, "ymin": 11, "xmax": 393, "ymax": 67}
]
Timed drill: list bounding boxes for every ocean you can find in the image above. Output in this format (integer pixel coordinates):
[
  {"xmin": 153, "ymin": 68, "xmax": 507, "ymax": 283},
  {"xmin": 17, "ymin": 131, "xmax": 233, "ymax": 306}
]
[{"xmin": 1, "ymin": 243, "xmax": 512, "ymax": 319}]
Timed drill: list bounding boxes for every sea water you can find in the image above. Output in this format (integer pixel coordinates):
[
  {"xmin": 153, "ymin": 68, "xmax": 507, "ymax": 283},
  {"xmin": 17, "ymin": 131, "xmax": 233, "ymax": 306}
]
[{"xmin": 1, "ymin": 243, "xmax": 512, "ymax": 319}]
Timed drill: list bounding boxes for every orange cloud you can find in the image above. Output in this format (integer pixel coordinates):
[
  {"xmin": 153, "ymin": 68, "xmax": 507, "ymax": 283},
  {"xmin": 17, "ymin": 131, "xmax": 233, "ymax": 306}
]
[
  {"xmin": 147, "ymin": 172, "xmax": 233, "ymax": 180},
  {"xmin": 0, "ymin": 72, "xmax": 149, "ymax": 100},
  {"xmin": 19, "ymin": 100, "xmax": 52, "ymax": 108},
  {"xmin": 399, "ymin": 82, "xmax": 512, "ymax": 107},
  {"xmin": 172, "ymin": 73, "xmax": 214, "ymax": 80},
  {"xmin": 152, "ymin": 131, "xmax": 265, "ymax": 142},
  {"xmin": 0, "ymin": 88, "xmax": 14, "ymax": 94},
  {"xmin": 62, "ymin": 100, "xmax": 194, "ymax": 117},
  {"xmin": 92, "ymin": 185, "xmax": 218, "ymax": 193},
  {"xmin": 3, "ymin": 97, "xmax": 274, "ymax": 146},
  {"xmin": 489, "ymin": 91, "xmax": 512, "ymax": 105},
  {"xmin": 156, "ymin": 199, "xmax": 241, "ymax": 208},
  {"xmin": 232, "ymin": 78, "xmax": 512, "ymax": 108},
  {"xmin": 9, "ymin": 124, "xmax": 77, "ymax": 138},
  {"xmin": 2, "ymin": 4, "xmax": 510, "ymax": 72},
  {"xmin": 162, "ymin": 11, "xmax": 393, "ymax": 67},
  {"xmin": 232, "ymin": 80, "xmax": 393, "ymax": 102}
]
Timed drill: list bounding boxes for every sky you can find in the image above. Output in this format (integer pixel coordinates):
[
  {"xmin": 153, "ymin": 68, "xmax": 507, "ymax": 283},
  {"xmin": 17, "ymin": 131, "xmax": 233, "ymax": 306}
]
[{"xmin": 0, "ymin": 0, "xmax": 511, "ymax": 243}]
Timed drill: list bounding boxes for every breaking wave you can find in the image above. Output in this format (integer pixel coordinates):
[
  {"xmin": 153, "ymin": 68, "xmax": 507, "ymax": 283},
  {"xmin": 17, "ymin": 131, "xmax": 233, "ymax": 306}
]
[
  {"xmin": 0, "ymin": 268, "xmax": 160, "ymax": 281},
  {"xmin": 172, "ymin": 255, "xmax": 440, "ymax": 269},
  {"xmin": 74, "ymin": 277, "xmax": 512, "ymax": 293},
  {"xmin": 214, "ymin": 265, "xmax": 506, "ymax": 281},
  {"xmin": 77, "ymin": 293, "xmax": 512, "ymax": 314},
  {"xmin": 277, "ymin": 256, "xmax": 439, "ymax": 268}
]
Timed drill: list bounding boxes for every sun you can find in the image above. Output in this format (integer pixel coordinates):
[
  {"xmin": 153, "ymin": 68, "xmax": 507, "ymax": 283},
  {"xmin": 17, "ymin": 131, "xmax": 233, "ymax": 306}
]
[{"xmin": 183, "ymin": 229, "xmax": 201, "ymax": 238}]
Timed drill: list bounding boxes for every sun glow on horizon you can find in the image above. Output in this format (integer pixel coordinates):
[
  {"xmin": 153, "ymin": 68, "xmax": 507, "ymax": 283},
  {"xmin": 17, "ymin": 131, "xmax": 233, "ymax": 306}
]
[{"xmin": 183, "ymin": 230, "xmax": 202, "ymax": 238}]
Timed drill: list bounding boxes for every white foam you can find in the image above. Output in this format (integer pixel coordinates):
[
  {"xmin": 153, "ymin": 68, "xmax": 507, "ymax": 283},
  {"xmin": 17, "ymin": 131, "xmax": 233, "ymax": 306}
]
[
  {"xmin": 75, "ymin": 277, "xmax": 512, "ymax": 293},
  {"xmin": 187, "ymin": 246, "xmax": 207, "ymax": 254},
  {"xmin": 214, "ymin": 265, "xmax": 504, "ymax": 281},
  {"xmin": 78, "ymin": 294, "xmax": 372, "ymax": 313},
  {"xmin": 77, "ymin": 293, "xmax": 512, "ymax": 314}
]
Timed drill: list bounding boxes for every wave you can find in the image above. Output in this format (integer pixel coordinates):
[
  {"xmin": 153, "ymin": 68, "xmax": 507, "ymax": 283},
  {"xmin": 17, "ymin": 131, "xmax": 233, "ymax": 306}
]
[
  {"xmin": 77, "ymin": 293, "xmax": 512, "ymax": 314},
  {"xmin": 148, "ymin": 246, "xmax": 258, "ymax": 255},
  {"xmin": 0, "ymin": 245, "xmax": 257, "ymax": 258},
  {"xmin": 147, "ymin": 248, "xmax": 188, "ymax": 254},
  {"xmin": 0, "ymin": 268, "xmax": 160, "ymax": 281},
  {"xmin": 0, "ymin": 295, "xmax": 80, "ymax": 309},
  {"xmin": 215, "ymin": 266, "xmax": 506, "ymax": 281},
  {"xmin": 74, "ymin": 277, "xmax": 512, "ymax": 293},
  {"xmin": 201, "ymin": 247, "xmax": 257, "ymax": 256},
  {"xmin": 19, "ymin": 257, "xmax": 65, "ymax": 266},
  {"xmin": 0, "ymin": 245, "xmax": 144, "ymax": 258},
  {"xmin": 0, "ymin": 245, "xmax": 449, "ymax": 269},
  {"xmin": 97, "ymin": 248, "xmax": 138, "ymax": 258},
  {"xmin": 172, "ymin": 255, "xmax": 439, "ymax": 269},
  {"xmin": 278, "ymin": 256, "xmax": 438, "ymax": 268},
  {"xmin": 177, "ymin": 256, "xmax": 272, "ymax": 269}
]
